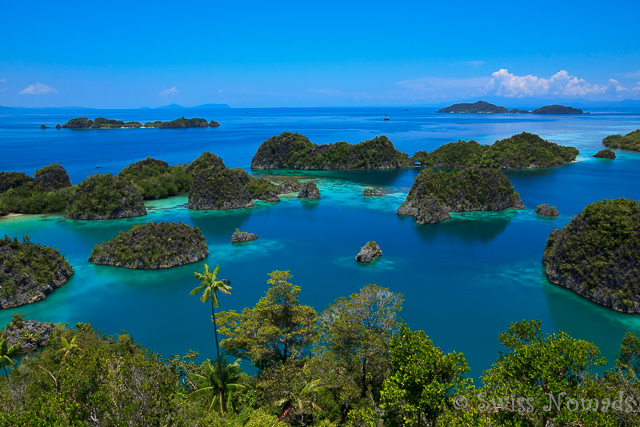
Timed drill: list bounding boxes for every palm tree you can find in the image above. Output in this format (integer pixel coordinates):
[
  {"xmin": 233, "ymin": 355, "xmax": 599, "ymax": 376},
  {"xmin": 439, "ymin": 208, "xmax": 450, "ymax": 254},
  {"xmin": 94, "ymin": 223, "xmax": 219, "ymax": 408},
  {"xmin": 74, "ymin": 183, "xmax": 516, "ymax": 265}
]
[
  {"xmin": 56, "ymin": 335, "xmax": 81, "ymax": 361},
  {"xmin": 190, "ymin": 264, "xmax": 232, "ymax": 405},
  {"xmin": 275, "ymin": 372, "xmax": 326, "ymax": 423},
  {"xmin": 0, "ymin": 337, "xmax": 20, "ymax": 386},
  {"xmin": 190, "ymin": 357, "xmax": 245, "ymax": 413}
]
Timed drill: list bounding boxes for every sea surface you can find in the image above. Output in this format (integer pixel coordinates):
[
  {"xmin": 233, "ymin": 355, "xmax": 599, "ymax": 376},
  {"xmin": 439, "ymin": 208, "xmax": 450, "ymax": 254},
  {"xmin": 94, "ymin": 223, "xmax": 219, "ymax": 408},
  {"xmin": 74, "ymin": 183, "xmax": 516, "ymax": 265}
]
[{"xmin": 1, "ymin": 107, "xmax": 639, "ymax": 380}]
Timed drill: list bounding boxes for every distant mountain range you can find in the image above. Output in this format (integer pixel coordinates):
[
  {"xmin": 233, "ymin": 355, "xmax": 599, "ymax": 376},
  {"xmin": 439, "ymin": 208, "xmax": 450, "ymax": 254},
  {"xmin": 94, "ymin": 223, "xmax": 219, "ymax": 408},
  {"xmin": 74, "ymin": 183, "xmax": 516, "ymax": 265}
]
[{"xmin": 153, "ymin": 103, "xmax": 231, "ymax": 109}]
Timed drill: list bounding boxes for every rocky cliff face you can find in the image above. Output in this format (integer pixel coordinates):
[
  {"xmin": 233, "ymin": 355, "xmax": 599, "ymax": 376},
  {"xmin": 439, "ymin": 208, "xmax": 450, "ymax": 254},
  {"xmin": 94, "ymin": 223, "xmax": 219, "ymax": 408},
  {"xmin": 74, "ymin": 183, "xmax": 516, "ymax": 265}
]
[
  {"xmin": 297, "ymin": 182, "xmax": 321, "ymax": 199},
  {"xmin": 89, "ymin": 222, "xmax": 208, "ymax": 269},
  {"xmin": 4, "ymin": 319, "xmax": 60, "ymax": 354},
  {"xmin": 362, "ymin": 188, "xmax": 385, "ymax": 196},
  {"xmin": 356, "ymin": 242, "xmax": 383, "ymax": 263},
  {"xmin": 277, "ymin": 180, "xmax": 302, "ymax": 194},
  {"xmin": 66, "ymin": 174, "xmax": 147, "ymax": 220},
  {"xmin": 542, "ymin": 198, "xmax": 640, "ymax": 313},
  {"xmin": 251, "ymin": 132, "xmax": 409, "ymax": 170},
  {"xmin": 400, "ymin": 168, "xmax": 523, "ymax": 224},
  {"xmin": 245, "ymin": 177, "xmax": 280, "ymax": 202},
  {"xmin": 34, "ymin": 164, "xmax": 72, "ymax": 193},
  {"xmin": 0, "ymin": 236, "xmax": 74, "ymax": 309},
  {"xmin": 189, "ymin": 168, "xmax": 255, "ymax": 210}
]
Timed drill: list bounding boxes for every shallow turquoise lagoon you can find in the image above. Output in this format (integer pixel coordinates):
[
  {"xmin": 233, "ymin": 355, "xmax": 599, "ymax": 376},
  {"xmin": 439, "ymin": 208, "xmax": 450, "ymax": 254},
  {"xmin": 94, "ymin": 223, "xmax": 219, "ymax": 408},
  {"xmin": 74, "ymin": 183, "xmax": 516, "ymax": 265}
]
[{"xmin": 1, "ymin": 107, "xmax": 640, "ymax": 380}]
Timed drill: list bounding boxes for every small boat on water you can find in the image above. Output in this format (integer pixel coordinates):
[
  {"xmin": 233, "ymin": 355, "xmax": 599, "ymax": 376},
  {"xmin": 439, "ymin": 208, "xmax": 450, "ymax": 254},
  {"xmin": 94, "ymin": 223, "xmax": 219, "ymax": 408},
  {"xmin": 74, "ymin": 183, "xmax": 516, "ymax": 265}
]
[
  {"xmin": 96, "ymin": 166, "xmax": 102, "ymax": 168},
  {"xmin": 384, "ymin": 117, "xmax": 389, "ymax": 121}
]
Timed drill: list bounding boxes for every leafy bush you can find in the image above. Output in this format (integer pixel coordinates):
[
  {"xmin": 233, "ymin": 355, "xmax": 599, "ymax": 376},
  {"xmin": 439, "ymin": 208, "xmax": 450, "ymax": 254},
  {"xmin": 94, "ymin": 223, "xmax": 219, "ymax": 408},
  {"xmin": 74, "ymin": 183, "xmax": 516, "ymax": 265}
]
[{"xmin": 117, "ymin": 157, "xmax": 191, "ymax": 200}]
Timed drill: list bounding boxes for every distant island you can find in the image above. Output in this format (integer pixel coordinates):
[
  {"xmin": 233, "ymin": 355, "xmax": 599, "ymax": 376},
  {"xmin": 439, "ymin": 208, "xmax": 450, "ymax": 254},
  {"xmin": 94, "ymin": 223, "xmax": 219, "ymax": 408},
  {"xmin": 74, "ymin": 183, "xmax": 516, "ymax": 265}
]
[
  {"xmin": 602, "ymin": 129, "xmax": 640, "ymax": 152},
  {"xmin": 0, "ymin": 235, "xmax": 74, "ymax": 309},
  {"xmin": 411, "ymin": 132, "xmax": 579, "ymax": 169},
  {"xmin": 251, "ymin": 132, "xmax": 409, "ymax": 170},
  {"xmin": 436, "ymin": 100, "xmax": 586, "ymax": 114},
  {"xmin": 543, "ymin": 198, "xmax": 640, "ymax": 313},
  {"xmin": 154, "ymin": 103, "xmax": 231, "ymax": 109},
  {"xmin": 397, "ymin": 168, "xmax": 524, "ymax": 224},
  {"xmin": 61, "ymin": 116, "xmax": 221, "ymax": 129},
  {"xmin": 89, "ymin": 222, "xmax": 208, "ymax": 269}
]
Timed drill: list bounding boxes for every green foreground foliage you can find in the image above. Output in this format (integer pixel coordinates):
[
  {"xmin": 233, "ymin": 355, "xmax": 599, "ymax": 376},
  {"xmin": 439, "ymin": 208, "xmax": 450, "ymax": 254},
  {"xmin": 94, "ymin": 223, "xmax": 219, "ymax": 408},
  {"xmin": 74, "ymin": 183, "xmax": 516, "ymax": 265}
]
[{"xmin": 1, "ymin": 268, "xmax": 639, "ymax": 426}]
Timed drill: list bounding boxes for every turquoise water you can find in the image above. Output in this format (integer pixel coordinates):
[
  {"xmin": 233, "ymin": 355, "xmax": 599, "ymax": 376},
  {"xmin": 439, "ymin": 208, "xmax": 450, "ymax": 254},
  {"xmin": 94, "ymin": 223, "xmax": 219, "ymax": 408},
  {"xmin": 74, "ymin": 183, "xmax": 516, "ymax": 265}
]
[{"xmin": 1, "ymin": 107, "xmax": 640, "ymax": 379}]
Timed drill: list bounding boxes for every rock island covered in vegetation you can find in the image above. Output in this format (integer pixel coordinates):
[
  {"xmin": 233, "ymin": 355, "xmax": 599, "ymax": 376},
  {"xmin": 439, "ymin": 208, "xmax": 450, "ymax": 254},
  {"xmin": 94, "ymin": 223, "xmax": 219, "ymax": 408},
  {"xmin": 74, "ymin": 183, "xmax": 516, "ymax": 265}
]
[
  {"xmin": 89, "ymin": 222, "xmax": 208, "ymax": 269},
  {"xmin": 436, "ymin": 100, "xmax": 510, "ymax": 113},
  {"xmin": 603, "ymin": 129, "xmax": 640, "ymax": 152},
  {"xmin": 66, "ymin": 173, "xmax": 147, "ymax": 220},
  {"xmin": 0, "ymin": 236, "xmax": 74, "ymax": 309},
  {"xmin": 535, "ymin": 204, "xmax": 559, "ymax": 217},
  {"xmin": 412, "ymin": 132, "xmax": 579, "ymax": 169},
  {"xmin": 62, "ymin": 116, "xmax": 220, "ymax": 129},
  {"xmin": 117, "ymin": 157, "xmax": 192, "ymax": 200},
  {"xmin": 594, "ymin": 148, "xmax": 616, "ymax": 159},
  {"xmin": 189, "ymin": 168, "xmax": 254, "ymax": 210},
  {"xmin": 355, "ymin": 241, "xmax": 382, "ymax": 263},
  {"xmin": 531, "ymin": 105, "xmax": 584, "ymax": 114},
  {"xmin": 231, "ymin": 230, "xmax": 258, "ymax": 243},
  {"xmin": 251, "ymin": 132, "xmax": 409, "ymax": 170},
  {"xmin": 543, "ymin": 198, "xmax": 640, "ymax": 313},
  {"xmin": 0, "ymin": 165, "xmax": 75, "ymax": 215},
  {"xmin": 398, "ymin": 168, "xmax": 523, "ymax": 224}
]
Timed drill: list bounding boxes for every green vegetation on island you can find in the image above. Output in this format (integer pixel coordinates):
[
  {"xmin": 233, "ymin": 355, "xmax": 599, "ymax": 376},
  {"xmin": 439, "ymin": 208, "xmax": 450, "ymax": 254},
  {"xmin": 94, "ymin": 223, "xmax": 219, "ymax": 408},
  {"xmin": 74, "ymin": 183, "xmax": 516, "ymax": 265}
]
[
  {"xmin": 189, "ymin": 168, "xmax": 254, "ymax": 210},
  {"xmin": 399, "ymin": 168, "xmax": 523, "ymax": 224},
  {"xmin": 117, "ymin": 157, "xmax": 192, "ymax": 200},
  {"xmin": 0, "ymin": 165, "xmax": 75, "ymax": 215},
  {"xmin": 535, "ymin": 203, "xmax": 559, "ymax": 217},
  {"xmin": 1, "ymin": 268, "xmax": 638, "ymax": 426},
  {"xmin": 0, "ymin": 235, "xmax": 74, "ymax": 309},
  {"xmin": 594, "ymin": 148, "xmax": 616, "ymax": 159},
  {"xmin": 436, "ymin": 100, "xmax": 510, "ymax": 113},
  {"xmin": 543, "ymin": 198, "xmax": 640, "ymax": 313},
  {"xmin": 66, "ymin": 173, "xmax": 147, "ymax": 220},
  {"xmin": 62, "ymin": 116, "xmax": 221, "ymax": 129},
  {"xmin": 244, "ymin": 177, "xmax": 279, "ymax": 201},
  {"xmin": 412, "ymin": 132, "xmax": 579, "ymax": 169},
  {"xmin": 531, "ymin": 105, "xmax": 584, "ymax": 114},
  {"xmin": 89, "ymin": 222, "xmax": 208, "ymax": 269},
  {"xmin": 251, "ymin": 132, "xmax": 409, "ymax": 170},
  {"xmin": 603, "ymin": 129, "xmax": 640, "ymax": 152}
]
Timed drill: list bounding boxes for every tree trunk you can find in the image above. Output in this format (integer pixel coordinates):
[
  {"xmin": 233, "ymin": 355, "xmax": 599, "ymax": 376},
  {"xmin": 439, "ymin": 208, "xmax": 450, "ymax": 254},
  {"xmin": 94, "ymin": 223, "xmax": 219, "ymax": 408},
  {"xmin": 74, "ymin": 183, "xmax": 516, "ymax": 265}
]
[
  {"xmin": 211, "ymin": 301, "xmax": 225, "ymax": 411},
  {"xmin": 3, "ymin": 365, "xmax": 10, "ymax": 386},
  {"xmin": 361, "ymin": 357, "xmax": 367, "ymax": 398}
]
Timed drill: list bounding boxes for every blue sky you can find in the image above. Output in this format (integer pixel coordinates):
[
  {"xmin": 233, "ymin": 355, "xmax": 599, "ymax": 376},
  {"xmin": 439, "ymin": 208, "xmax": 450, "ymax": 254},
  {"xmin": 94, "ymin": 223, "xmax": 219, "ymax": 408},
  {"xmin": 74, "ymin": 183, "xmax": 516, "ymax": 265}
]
[{"xmin": 1, "ymin": 0, "xmax": 639, "ymax": 108}]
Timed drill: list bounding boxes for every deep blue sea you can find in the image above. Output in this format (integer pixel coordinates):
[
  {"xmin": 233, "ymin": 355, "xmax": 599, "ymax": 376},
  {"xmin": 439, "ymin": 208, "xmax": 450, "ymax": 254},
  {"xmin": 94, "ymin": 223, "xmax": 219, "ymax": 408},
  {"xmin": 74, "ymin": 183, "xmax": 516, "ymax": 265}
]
[{"xmin": 1, "ymin": 107, "xmax": 639, "ymax": 380}]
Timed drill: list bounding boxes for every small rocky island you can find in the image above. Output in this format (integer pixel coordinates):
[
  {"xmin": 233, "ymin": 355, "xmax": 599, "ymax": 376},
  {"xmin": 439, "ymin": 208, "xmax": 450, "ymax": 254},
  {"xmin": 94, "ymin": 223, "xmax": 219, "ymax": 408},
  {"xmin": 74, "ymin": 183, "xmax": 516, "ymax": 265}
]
[
  {"xmin": 603, "ymin": 129, "xmax": 640, "ymax": 152},
  {"xmin": 39, "ymin": 124, "xmax": 50, "ymax": 129},
  {"xmin": 66, "ymin": 173, "xmax": 147, "ymax": 220},
  {"xmin": 297, "ymin": 182, "xmax": 321, "ymax": 199},
  {"xmin": 542, "ymin": 198, "xmax": 640, "ymax": 313},
  {"xmin": 245, "ymin": 177, "xmax": 280, "ymax": 202},
  {"xmin": 1, "ymin": 314, "xmax": 60, "ymax": 354},
  {"xmin": 535, "ymin": 204, "xmax": 559, "ymax": 217},
  {"xmin": 593, "ymin": 149, "xmax": 616, "ymax": 159},
  {"xmin": 231, "ymin": 229, "xmax": 258, "ymax": 243},
  {"xmin": 411, "ymin": 132, "xmax": 579, "ymax": 169},
  {"xmin": 398, "ymin": 168, "xmax": 523, "ymax": 224},
  {"xmin": 362, "ymin": 188, "xmax": 385, "ymax": 196},
  {"xmin": 355, "ymin": 241, "xmax": 383, "ymax": 263},
  {"xmin": 250, "ymin": 132, "xmax": 409, "ymax": 170},
  {"xmin": 89, "ymin": 222, "xmax": 208, "ymax": 269},
  {"xmin": 34, "ymin": 163, "xmax": 72, "ymax": 192},
  {"xmin": 189, "ymin": 168, "xmax": 254, "ymax": 210},
  {"xmin": 276, "ymin": 179, "xmax": 302, "ymax": 194},
  {"xmin": 0, "ymin": 236, "xmax": 74, "ymax": 309}
]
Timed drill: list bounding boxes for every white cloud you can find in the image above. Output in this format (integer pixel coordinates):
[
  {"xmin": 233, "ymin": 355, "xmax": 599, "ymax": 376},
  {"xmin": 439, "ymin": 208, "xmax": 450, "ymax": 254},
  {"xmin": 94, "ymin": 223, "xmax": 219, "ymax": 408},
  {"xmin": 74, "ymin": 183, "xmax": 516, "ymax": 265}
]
[
  {"xmin": 633, "ymin": 82, "xmax": 640, "ymax": 93},
  {"xmin": 159, "ymin": 86, "xmax": 178, "ymax": 97},
  {"xmin": 19, "ymin": 82, "xmax": 57, "ymax": 95},
  {"xmin": 624, "ymin": 71, "xmax": 640, "ymax": 79},
  {"xmin": 219, "ymin": 90, "xmax": 223, "ymax": 93},
  {"xmin": 0, "ymin": 79, "xmax": 6, "ymax": 83},
  {"xmin": 609, "ymin": 79, "xmax": 627, "ymax": 92},
  {"xmin": 484, "ymin": 69, "xmax": 607, "ymax": 98}
]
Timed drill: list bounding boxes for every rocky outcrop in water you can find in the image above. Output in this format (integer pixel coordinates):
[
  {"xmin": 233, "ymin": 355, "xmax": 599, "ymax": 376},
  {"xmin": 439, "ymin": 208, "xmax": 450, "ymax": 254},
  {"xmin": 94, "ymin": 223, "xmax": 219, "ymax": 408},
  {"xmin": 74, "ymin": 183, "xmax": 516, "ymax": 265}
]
[
  {"xmin": 3, "ymin": 318, "xmax": 60, "ymax": 354},
  {"xmin": 593, "ymin": 149, "xmax": 616, "ymax": 159},
  {"xmin": 535, "ymin": 204, "xmax": 559, "ymax": 217},
  {"xmin": 0, "ymin": 236, "xmax": 74, "ymax": 309},
  {"xmin": 231, "ymin": 230, "xmax": 258, "ymax": 243},
  {"xmin": 251, "ymin": 132, "xmax": 409, "ymax": 170},
  {"xmin": 34, "ymin": 164, "xmax": 72, "ymax": 192},
  {"xmin": 39, "ymin": 125, "xmax": 50, "ymax": 129},
  {"xmin": 542, "ymin": 198, "xmax": 640, "ymax": 313},
  {"xmin": 397, "ymin": 203, "xmax": 418, "ymax": 217},
  {"xmin": 55, "ymin": 123, "xmax": 62, "ymax": 129},
  {"xmin": 362, "ymin": 188, "xmax": 385, "ymax": 197},
  {"xmin": 297, "ymin": 182, "xmax": 321, "ymax": 199},
  {"xmin": 89, "ymin": 222, "xmax": 208, "ymax": 269},
  {"xmin": 399, "ymin": 168, "xmax": 523, "ymax": 224},
  {"xmin": 189, "ymin": 168, "xmax": 254, "ymax": 210},
  {"xmin": 355, "ymin": 241, "xmax": 383, "ymax": 263},
  {"xmin": 209, "ymin": 120, "xmax": 221, "ymax": 128},
  {"xmin": 66, "ymin": 173, "xmax": 147, "ymax": 220},
  {"xmin": 277, "ymin": 180, "xmax": 302, "ymax": 194}
]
